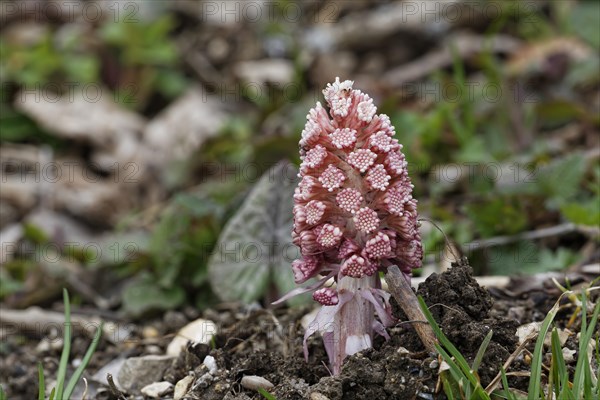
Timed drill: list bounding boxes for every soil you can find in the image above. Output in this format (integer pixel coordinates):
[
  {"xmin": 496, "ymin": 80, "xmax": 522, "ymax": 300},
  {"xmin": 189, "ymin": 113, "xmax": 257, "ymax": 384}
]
[{"xmin": 2, "ymin": 264, "xmax": 597, "ymax": 399}]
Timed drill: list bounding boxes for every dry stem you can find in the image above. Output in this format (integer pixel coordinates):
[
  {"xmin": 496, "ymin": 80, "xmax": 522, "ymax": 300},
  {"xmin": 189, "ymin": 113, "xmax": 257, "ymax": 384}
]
[{"xmin": 385, "ymin": 265, "xmax": 437, "ymax": 353}]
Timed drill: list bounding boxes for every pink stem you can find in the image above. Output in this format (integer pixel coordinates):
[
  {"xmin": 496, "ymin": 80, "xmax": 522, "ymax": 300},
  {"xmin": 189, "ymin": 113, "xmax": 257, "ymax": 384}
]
[{"xmin": 331, "ymin": 274, "xmax": 377, "ymax": 374}]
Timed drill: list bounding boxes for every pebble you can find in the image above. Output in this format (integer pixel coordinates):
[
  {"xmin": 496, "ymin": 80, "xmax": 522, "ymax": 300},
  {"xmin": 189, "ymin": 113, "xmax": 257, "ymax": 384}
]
[
  {"xmin": 140, "ymin": 381, "xmax": 173, "ymax": 398},
  {"xmin": 240, "ymin": 375, "xmax": 274, "ymax": 391},
  {"xmin": 142, "ymin": 326, "xmax": 160, "ymax": 339},
  {"xmin": 203, "ymin": 355, "xmax": 218, "ymax": 374},
  {"xmin": 166, "ymin": 318, "xmax": 217, "ymax": 357},
  {"xmin": 310, "ymin": 393, "xmax": 331, "ymax": 400},
  {"xmin": 36, "ymin": 337, "xmax": 63, "ymax": 352},
  {"xmin": 417, "ymin": 393, "xmax": 434, "ymax": 400},
  {"xmin": 117, "ymin": 354, "xmax": 176, "ymax": 392},
  {"xmin": 145, "ymin": 345, "xmax": 162, "ymax": 354},
  {"xmin": 173, "ymin": 375, "xmax": 194, "ymax": 400},
  {"xmin": 429, "ymin": 359, "xmax": 439, "ymax": 369},
  {"xmin": 562, "ymin": 347, "xmax": 576, "ymax": 363}
]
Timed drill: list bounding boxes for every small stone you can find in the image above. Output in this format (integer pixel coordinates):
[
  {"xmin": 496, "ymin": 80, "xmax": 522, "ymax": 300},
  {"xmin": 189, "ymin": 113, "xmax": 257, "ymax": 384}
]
[
  {"xmin": 562, "ymin": 348, "xmax": 576, "ymax": 363},
  {"xmin": 240, "ymin": 375, "xmax": 274, "ymax": 391},
  {"xmin": 310, "ymin": 393, "xmax": 331, "ymax": 400},
  {"xmin": 173, "ymin": 375, "xmax": 194, "ymax": 400},
  {"xmin": 117, "ymin": 355, "xmax": 175, "ymax": 393},
  {"xmin": 36, "ymin": 337, "xmax": 61, "ymax": 353},
  {"xmin": 203, "ymin": 355, "xmax": 218, "ymax": 374},
  {"xmin": 145, "ymin": 345, "xmax": 162, "ymax": 354},
  {"xmin": 140, "ymin": 381, "xmax": 173, "ymax": 398},
  {"xmin": 429, "ymin": 359, "xmax": 439, "ymax": 369},
  {"xmin": 142, "ymin": 326, "xmax": 160, "ymax": 339},
  {"xmin": 166, "ymin": 318, "xmax": 217, "ymax": 357}
]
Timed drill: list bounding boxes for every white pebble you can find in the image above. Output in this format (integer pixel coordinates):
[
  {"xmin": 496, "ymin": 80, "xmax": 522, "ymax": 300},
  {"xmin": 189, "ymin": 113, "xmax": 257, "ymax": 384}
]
[
  {"xmin": 174, "ymin": 375, "xmax": 194, "ymax": 400},
  {"xmin": 241, "ymin": 375, "xmax": 274, "ymax": 391},
  {"xmin": 140, "ymin": 381, "xmax": 173, "ymax": 398},
  {"xmin": 203, "ymin": 355, "xmax": 218, "ymax": 374}
]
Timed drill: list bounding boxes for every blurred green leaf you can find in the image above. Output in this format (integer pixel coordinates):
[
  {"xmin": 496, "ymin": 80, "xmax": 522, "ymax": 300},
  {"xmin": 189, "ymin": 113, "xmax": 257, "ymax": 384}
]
[
  {"xmin": 570, "ymin": 2, "xmax": 600, "ymax": 49},
  {"xmin": 465, "ymin": 196, "xmax": 528, "ymax": 237},
  {"xmin": 537, "ymin": 247, "xmax": 580, "ymax": 271},
  {"xmin": 566, "ymin": 56, "xmax": 600, "ymax": 89},
  {"xmin": 455, "ymin": 136, "xmax": 491, "ymax": 163},
  {"xmin": 122, "ymin": 276, "xmax": 186, "ymax": 316},
  {"xmin": 0, "ymin": 268, "xmax": 24, "ymax": 299},
  {"xmin": 486, "ymin": 241, "xmax": 541, "ymax": 275},
  {"xmin": 536, "ymin": 101, "xmax": 586, "ymax": 128},
  {"xmin": 63, "ymin": 56, "xmax": 99, "ymax": 83},
  {"xmin": 536, "ymin": 154, "xmax": 587, "ymax": 206},
  {"xmin": 22, "ymin": 223, "xmax": 49, "ymax": 244},
  {"xmin": 150, "ymin": 191, "xmax": 224, "ymax": 288},
  {"xmin": 208, "ymin": 161, "xmax": 306, "ymax": 305},
  {"xmin": 561, "ymin": 200, "xmax": 600, "ymax": 226},
  {"xmin": 154, "ymin": 69, "xmax": 188, "ymax": 98}
]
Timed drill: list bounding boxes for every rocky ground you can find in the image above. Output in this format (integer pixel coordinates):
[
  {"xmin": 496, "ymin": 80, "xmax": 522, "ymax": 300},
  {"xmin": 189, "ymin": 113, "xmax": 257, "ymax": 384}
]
[{"xmin": 2, "ymin": 264, "xmax": 598, "ymax": 399}]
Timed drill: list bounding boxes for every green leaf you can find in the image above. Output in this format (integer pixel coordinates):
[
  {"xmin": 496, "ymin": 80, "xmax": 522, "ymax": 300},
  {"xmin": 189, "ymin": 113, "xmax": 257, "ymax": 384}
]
[
  {"xmin": 22, "ymin": 223, "xmax": 49, "ymax": 244},
  {"xmin": 63, "ymin": 55, "xmax": 99, "ymax": 83},
  {"xmin": 535, "ymin": 154, "xmax": 587, "ymax": 206},
  {"xmin": 561, "ymin": 200, "xmax": 600, "ymax": 226},
  {"xmin": 37, "ymin": 363, "xmax": 45, "ymax": 400},
  {"xmin": 550, "ymin": 327, "xmax": 568, "ymax": 397},
  {"xmin": 154, "ymin": 69, "xmax": 188, "ymax": 98},
  {"xmin": 417, "ymin": 297, "xmax": 487, "ymax": 397},
  {"xmin": 258, "ymin": 387, "xmax": 277, "ymax": 400},
  {"xmin": 536, "ymin": 101, "xmax": 586, "ymax": 127},
  {"xmin": 472, "ymin": 330, "xmax": 494, "ymax": 373},
  {"xmin": 208, "ymin": 161, "xmax": 304, "ymax": 304},
  {"xmin": 122, "ymin": 277, "xmax": 186, "ymax": 316},
  {"xmin": 500, "ymin": 367, "xmax": 517, "ymax": 400},
  {"xmin": 465, "ymin": 196, "xmax": 528, "ymax": 237},
  {"xmin": 570, "ymin": 2, "xmax": 600, "ymax": 49},
  {"xmin": 64, "ymin": 322, "xmax": 103, "ymax": 399},
  {"xmin": 54, "ymin": 289, "xmax": 72, "ymax": 400},
  {"xmin": 527, "ymin": 293, "xmax": 564, "ymax": 399},
  {"xmin": 572, "ymin": 290, "xmax": 600, "ymax": 398}
]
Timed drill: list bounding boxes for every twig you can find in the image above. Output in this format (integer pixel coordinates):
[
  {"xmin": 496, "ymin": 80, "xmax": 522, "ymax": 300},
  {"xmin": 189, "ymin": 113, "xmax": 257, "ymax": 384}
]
[
  {"xmin": 462, "ymin": 223, "xmax": 600, "ymax": 251},
  {"xmin": 385, "ymin": 265, "xmax": 437, "ymax": 353},
  {"xmin": 484, "ymin": 331, "xmax": 538, "ymax": 394},
  {"xmin": 106, "ymin": 373, "xmax": 126, "ymax": 400},
  {"xmin": 383, "ymin": 33, "xmax": 521, "ymax": 88},
  {"xmin": 0, "ymin": 307, "xmax": 102, "ymax": 340}
]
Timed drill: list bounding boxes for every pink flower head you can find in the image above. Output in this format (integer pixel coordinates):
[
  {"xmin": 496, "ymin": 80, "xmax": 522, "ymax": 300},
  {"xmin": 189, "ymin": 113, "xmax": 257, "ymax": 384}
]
[
  {"xmin": 289, "ymin": 77, "xmax": 423, "ymax": 375},
  {"xmin": 292, "ymin": 77, "xmax": 422, "ymax": 294}
]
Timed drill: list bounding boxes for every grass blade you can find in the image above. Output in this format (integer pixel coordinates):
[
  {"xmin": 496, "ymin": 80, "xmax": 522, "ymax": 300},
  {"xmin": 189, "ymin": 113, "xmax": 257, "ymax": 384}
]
[
  {"xmin": 258, "ymin": 387, "xmax": 277, "ymax": 400},
  {"xmin": 441, "ymin": 371, "xmax": 457, "ymax": 400},
  {"xmin": 583, "ymin": 356, "xmax": 592, "ymax": 400},
  {"xmin": 0, "ymin": 385, "xmax": 7, "ymax": 400},
  {"xmin": 54, "ymin": 289, "xmax": 72, "ymax": 400},
  {"xmin": 63, "ymin": 322, "xmax": 103, "ymax": 399},
  {"xmin": 572, "ymin": 289, "xmax": 600, "ymax": 398},
  {"xmin": 500, "ymin": 367, "xmax": 517, "ymax": 400},
  {"xmin": 472, "ymin": 330, "xmax": 494, "ymax": 373},
  {"xmin": 550, "ymin": 328, "xmax": 567, "ymax": 397},
  {"xmin": 527, "ymin": 293, "xmax": 564, "ymax": 399},
  {"xmin": 418, "ymin": 296, "xmax": 488, "ymax": 397},
  {"xmin": 38, "ymin": 362, "xmax": 45, "ymax": 400}
]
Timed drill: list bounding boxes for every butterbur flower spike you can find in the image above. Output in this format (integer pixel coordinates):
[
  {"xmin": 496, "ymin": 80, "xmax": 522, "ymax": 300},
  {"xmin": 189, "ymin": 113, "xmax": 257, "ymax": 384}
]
[{"xmin": 286, "ymin": 78, "xmax": 423, "ymax": 375}]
